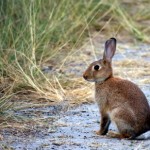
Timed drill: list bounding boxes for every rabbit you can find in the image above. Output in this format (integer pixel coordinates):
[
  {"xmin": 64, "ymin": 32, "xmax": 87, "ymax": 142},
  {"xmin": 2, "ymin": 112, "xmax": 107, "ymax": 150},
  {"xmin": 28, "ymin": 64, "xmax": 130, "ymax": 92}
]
[{"xmin": 83, "ymin": 37, "xmax": 150, "ymax": 139}]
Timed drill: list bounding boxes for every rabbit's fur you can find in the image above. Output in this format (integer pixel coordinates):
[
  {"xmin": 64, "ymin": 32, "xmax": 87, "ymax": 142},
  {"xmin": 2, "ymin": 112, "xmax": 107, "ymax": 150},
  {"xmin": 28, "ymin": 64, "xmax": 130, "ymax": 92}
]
[{"xmin": 83, "ymin": 38, "xmax": 150, "ymax": 139}]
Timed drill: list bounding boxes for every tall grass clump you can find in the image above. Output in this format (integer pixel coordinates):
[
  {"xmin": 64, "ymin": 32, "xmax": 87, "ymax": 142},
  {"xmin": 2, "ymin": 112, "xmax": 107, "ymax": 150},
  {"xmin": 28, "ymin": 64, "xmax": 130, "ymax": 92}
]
[
  {"xmin": 0, "ymin": 0, "xmax": 110, "ymax": 108},
  {"xmin": 0, "ymin": 0, "xmax": 150, "ymax": 111}
]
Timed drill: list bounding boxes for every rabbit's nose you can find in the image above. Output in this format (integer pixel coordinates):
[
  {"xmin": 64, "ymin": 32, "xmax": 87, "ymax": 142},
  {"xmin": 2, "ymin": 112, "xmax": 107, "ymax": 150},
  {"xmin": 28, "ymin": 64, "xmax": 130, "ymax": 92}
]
[{"xmin": 83, "ymin": 74, "xmax": 88, "ymax": 80}]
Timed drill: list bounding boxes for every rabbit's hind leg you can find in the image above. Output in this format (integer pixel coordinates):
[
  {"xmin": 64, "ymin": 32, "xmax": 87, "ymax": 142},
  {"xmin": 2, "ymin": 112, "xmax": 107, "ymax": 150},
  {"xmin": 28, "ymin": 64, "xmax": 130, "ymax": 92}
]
[
  {"xmin": 107, "ymin": 130, "xmax": 131, "ymax": 139},
  {"xmin": 115, "ymin": 119, "xmax": 137, "ymax": 139}
]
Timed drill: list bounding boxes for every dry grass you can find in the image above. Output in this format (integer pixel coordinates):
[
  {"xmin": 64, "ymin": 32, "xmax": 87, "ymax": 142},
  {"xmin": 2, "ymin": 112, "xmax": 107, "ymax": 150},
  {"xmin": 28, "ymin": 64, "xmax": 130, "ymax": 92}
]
[
  {"xmin": 115, "ymin": 59, "xmax": 149, "ymax": 68},
  {"xmin": 0, "ymin": 0, "xmax": 150, "ymax": 113}
]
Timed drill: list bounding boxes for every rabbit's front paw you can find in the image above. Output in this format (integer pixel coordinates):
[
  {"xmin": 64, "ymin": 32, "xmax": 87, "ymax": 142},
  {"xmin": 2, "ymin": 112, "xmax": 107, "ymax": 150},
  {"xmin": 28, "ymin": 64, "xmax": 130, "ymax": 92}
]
[{"xmin": 95, "ymin": 130, "xmax": 101, "ymax": 135}]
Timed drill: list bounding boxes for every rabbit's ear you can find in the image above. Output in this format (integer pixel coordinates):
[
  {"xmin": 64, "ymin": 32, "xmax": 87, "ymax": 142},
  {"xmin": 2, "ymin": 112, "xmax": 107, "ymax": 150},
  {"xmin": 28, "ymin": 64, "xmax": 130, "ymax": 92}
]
[{"xmin": 103, "ymin": 38, "xmax": 117, "ymax": 62}]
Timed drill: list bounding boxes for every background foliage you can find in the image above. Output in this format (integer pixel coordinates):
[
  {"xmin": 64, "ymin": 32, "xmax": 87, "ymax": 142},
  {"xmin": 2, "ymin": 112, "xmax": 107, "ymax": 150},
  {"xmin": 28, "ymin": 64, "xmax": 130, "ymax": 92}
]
[{"xmin": 0, "ymin": 0, "xmax": 150, "ymax": 111}]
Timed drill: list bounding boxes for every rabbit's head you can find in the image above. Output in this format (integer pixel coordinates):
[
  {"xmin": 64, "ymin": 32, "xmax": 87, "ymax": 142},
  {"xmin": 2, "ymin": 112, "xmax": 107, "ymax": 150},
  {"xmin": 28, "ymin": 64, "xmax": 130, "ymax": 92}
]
[{"xmin": 83, "ymin": 38, "xmax": 116, "ymax": 83}]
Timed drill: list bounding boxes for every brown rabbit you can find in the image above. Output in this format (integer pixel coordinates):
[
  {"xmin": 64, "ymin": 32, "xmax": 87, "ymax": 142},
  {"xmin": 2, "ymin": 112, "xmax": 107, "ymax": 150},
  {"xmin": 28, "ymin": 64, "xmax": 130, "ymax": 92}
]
[{"xmin": 83, "ymin": 38, "xmax": 150, "ymax": 139}]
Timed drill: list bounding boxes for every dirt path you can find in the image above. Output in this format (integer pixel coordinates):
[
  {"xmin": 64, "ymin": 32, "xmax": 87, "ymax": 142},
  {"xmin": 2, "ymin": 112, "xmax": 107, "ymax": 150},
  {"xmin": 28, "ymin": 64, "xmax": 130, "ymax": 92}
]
[
  {"xmin": 1, "ymin": 103, "xmax": 150, "ymax": 150},
  {"xmin": 0, "ymin": 35, "xmax": 150, "ymax": 149}
]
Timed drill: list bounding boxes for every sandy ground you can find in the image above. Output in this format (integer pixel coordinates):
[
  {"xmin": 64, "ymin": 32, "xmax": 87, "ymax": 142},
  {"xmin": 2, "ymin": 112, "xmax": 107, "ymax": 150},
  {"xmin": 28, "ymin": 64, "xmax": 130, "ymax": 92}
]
[
  {"xmin": 0, "ymin": 34, "xmax": 150, "ymax": 149},
  {"xmin": 1, "ymin": 103, "xmax": 150, "ymax": 150}
]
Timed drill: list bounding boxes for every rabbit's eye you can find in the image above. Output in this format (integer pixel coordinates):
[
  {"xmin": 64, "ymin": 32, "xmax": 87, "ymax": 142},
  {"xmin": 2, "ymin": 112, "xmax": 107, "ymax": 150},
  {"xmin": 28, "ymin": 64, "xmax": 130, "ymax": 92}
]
[{"xmin": 94, "ymin": 65, "xmax": 100, "ymax": 71}]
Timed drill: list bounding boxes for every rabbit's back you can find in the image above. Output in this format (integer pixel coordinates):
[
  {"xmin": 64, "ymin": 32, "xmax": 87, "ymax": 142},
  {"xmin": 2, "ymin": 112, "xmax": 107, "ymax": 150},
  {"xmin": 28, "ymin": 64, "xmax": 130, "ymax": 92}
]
[{"xmin": 95, "ymin": 77, "xmax": 150, "ymax": 124}]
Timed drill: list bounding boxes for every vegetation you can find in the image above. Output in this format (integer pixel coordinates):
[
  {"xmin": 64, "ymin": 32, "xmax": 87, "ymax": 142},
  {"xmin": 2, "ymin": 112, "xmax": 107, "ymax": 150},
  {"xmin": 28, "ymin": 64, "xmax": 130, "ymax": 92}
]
[{"xmin": 0, "ymin": 0, "xmax": 150, "ymax": 111}]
